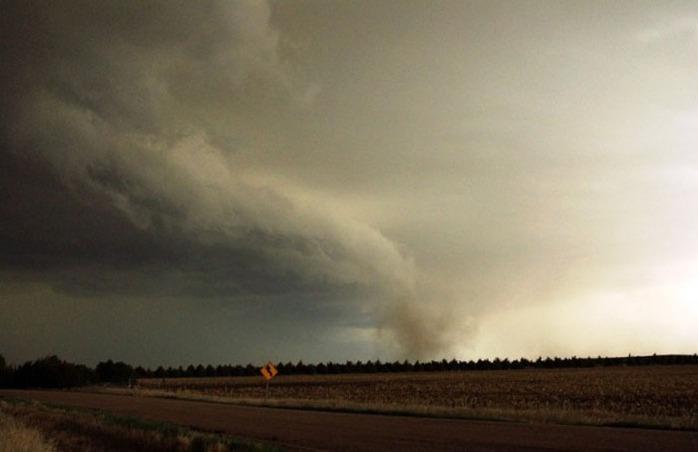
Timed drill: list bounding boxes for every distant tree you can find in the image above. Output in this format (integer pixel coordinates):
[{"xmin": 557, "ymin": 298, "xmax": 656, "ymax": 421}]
[
  {"xmin": 476, "ymin": 359, "xmax": 492, "ymax": 370},
  {"xmin": 364, "ymin": 360, "xmax": 376, "ymax": 373},
  {"xmin": 0, "ymin": 354, "xmax": 11, "ymax": 387},
  {"xmin": 94, "ymin": 359, "xmax": 113, "ymax": 383},
  {"xmin": 244, "ymin": 363, "xmax": 257, "ymax": 376},
  {"xmin": 13, "ymin": 355, "xmax": 92, "ymax": 388},
  {"xmin": 154, "ymin": 366, "xmax": 166, "ymax": 379},
  {"xmin": 374, "ymin": 360, "xmax": 384, "ymax": 372},
  {"xmin": 134, "ymin": 366, "xmax": 148, "ymax": 378},
  {"xmin": 515, "ymin": 359, "xmax": 523, "ymax": 369},
  {"xmin": 96, "ymin": 360, "xmax": 134, "ymax": 385},
  {"xmin": 277, "ymin": 362, "xmax": 294, "ymax": 375}
]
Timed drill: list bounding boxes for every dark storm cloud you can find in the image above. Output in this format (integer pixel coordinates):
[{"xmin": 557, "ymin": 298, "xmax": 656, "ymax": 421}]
[
  {"xmin": 4, "ymin": 1, "xmax": 695, "ymax": 366},
  {"xmin": 0, "ymin": 0, "xmax": 435, "ymax": 364}
]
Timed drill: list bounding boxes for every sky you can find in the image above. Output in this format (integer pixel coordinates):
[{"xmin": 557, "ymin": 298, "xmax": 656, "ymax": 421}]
[{"xmin": 1, "ymin": 0, "xmax": 697, "ymax": 368}]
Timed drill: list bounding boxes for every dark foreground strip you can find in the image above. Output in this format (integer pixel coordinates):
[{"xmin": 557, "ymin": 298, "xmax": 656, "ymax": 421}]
[{"xmin": 2, "ymin": 389, "xmax": 697, "ymax": 451}]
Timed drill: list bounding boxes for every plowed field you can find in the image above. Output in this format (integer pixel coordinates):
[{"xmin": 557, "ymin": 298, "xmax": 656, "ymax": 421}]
[{"xmin": 137, "ymin": 365, "xmax": 698, "ymax": 429}]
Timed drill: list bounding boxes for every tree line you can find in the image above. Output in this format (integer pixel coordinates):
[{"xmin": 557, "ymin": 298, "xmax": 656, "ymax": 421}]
[{"xmin": 1, "ymin": 353, "xmax": 696, "ymax": 389}]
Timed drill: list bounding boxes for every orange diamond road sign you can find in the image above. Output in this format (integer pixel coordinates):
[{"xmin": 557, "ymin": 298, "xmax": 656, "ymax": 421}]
[{"xmin": 260, "ymin": 361, "xmax": 278, "ymax": 381}]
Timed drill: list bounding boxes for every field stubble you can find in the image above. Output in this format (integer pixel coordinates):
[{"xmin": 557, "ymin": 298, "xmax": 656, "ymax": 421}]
[{"xmin": 134, "ymin": 365, "xmax": 698, "ymax": 430}]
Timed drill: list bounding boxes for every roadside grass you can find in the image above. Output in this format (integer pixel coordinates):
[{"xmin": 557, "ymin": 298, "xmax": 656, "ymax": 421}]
[
  {"xmin": 0, "ymin": 398, "xmax": 279, "ymax": 451},
  {"xmin": 0, "ymin": 404, "xmax": 55, "ymax": 452}
]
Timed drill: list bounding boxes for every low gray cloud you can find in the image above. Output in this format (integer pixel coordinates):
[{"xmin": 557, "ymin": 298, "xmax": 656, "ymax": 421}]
[{"xmin": 1, "ymin": 0, "xmax": 448, "ymax": 365}]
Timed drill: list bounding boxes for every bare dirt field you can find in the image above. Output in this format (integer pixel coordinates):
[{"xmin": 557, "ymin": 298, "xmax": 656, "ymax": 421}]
[
  {"xmin": 136, "ymin": 365, "xmax": 698, "ymax": 430},
  {"xmin": 2, "ymin": 389, "xmax": 698, "ymax": 451}
]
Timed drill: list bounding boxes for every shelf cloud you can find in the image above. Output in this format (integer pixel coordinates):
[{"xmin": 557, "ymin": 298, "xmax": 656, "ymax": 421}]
[{"xmin": 2, "ymin": 0, "xmax": 697, "ymax": 367}]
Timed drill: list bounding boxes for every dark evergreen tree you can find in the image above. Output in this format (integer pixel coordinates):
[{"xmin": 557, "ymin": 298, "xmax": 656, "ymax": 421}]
[
  {"xmin": 96, "ymin": 360, "xmax": 134, "ymax": 385},
  {"xmin": 13, "ymin": 355, "xmax": 92, "ymax": 388},
  {"xmin": 0, "ymin": 354, "xmax": 8, "ymax": 387}
]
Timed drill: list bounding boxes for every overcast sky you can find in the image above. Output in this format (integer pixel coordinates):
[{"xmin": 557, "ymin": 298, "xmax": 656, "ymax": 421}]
[{"xmin": 2, "ymin": 0, "xmax": 697, "ymax": 367}]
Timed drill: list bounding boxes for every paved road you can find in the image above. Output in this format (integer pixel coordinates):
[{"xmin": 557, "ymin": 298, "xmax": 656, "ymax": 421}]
[{"xmin": 2, "ymin": 390, "xmax": 697, "ymax": 451}]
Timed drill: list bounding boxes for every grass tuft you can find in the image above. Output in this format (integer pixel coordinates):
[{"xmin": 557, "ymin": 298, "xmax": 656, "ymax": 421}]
[{"xmin": 0, "ymin": 402, "xmax": 55, "ymax": 452}]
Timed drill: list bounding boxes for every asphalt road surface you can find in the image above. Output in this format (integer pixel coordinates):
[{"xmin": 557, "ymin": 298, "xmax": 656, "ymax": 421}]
[{"xmin": 2, "ymin": 390, "xmax": 697, "ymax": 451}]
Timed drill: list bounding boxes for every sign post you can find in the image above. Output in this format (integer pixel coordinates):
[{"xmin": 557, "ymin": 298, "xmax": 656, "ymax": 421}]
[{"xmin": 260, "ymin": 361, "xmax": 278, "ymax": 403}]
